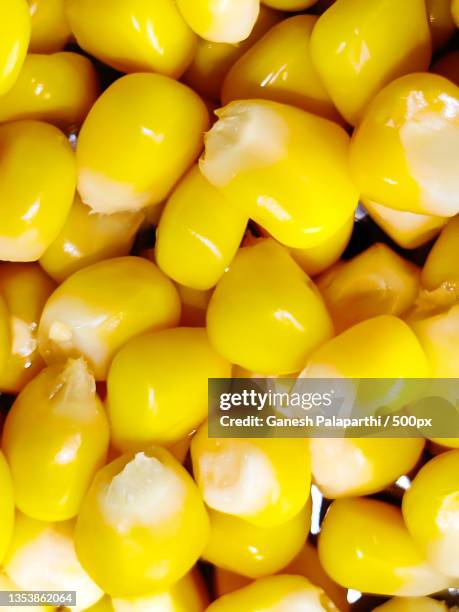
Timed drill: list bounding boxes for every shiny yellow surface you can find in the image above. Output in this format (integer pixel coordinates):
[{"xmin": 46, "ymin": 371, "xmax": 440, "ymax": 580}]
[
  {"xmin": 403, "ymin": 450, "xmax": 459, "ymax": 578},
  {"xmin": 0, "ymin": 0, "xmax": 30, "ymax": 95},
  {"xmin": 222, "ymin": 15, "xmax": 342, "ymax": 124},
  {"xmin": 28, "ymin": 0, "xmax": 71, "ymax": 53},
  {"xmin": 262, "ymin": 0, "xmax": 317, "ymax": 9},
  {"xmin": 74, "ymin": 448, "xmax": 209, "ymax": 596},
  {"xmin": 309, "ymin": 438, "xmax": 424, "ymax": 498},
  {"xmin": 289, "ymin": 215, "xmax": 353, "ymax": 278},
  {"xmin": 107, "ymin": 327, "xmax": 230, "ymax": 449},
  {"xmin": 4, "ymin": 513, "xmax": 103, "ymax": 611},
  {"xmin": 177, "ymin": 284, "xmax": 213, "ymax": 327},
  {"xmin": 317, "ymin": 243, "xmax": 420, "ymax": 333},
  {"xmin": 350, "ymin": 73, "xmax": 459, "ymax": 217},
  {"xmin": 302, "ymin": 315, "xmax": 430, "ymax": 378},
  {"xmin": 0, "ymin": 451, "xmax": 14, "ymax": 566},
  {"xmin": 0, "ymin": 295, "xmax": 10, "ymax": 378},
  {"xmin": 191, "ymin": 424, "xmax": 311, "ymax": 527},
  {"xmin": 40, "ymin": 195, "xmax": 143, "ymax": 283},
  {"xmin": 373, "ymin": 597, "xmax": 447, "ymax": 612},
  {"xmin": 207, "ymin": 575, "xmax": 338, "ymax": 611},
  {"xmin": 176, "ymin": 0, "xmax": 260, "ymax": 43},
  {"xmin": 363, "ymin": 199, "xmax": 446, "ymax": 249},
  {"xmin": 77, "ymin": 73, "xmax": 209, "ymax": 215},
  {"xmin": 200, "ymin": 99, "xmax": 358, "ymax": 249},
  {"xmin": 0, "ymin": 120, "xmax": 76, "ymax": 262},
  {"xmin": 183, "ymin": 6, "xmax": 282, "ymax": 102},
  {"xmin": 310, "ymin": 0, "xmax": 431, "ymax": 126},
  {"xmin": 0, "ymin": 52, "xmax": 99, "ymax": 130},
  {"xmin": 432, "ymin": 51, "xmax": 459, "ymax": 86},
  {"xmin": 206, "ymin": 239, "xmax": 333, "ymax": 374},
  {"xmin": 318, "ymin": 498, "xmax": 449, "ymax": 596},
  {"xmin": 38, "ymin": 256, "xmax": 181, "ymax": 380},
  {"xmin": 426, "ymin": 0, "xmax": 456, "ymax": 50},
  {"xmin": 2, "ymin": 359, "xmax": 109, "ymax": 522},
  {"xmin": 65, "ymin": 0, "xmax": 196, "ymax": 77},
  {"xmin": 0, "ymin": 263, "xmax": 55, "ymax": 393},
  {"xmin": 156, "ymin": 166, "xmax": 247, "ymax": 290},
  {"xmin": 422, "ymin": 211, "xmax": 459, "ymax": 291},
  {"xmin": 203, "ymin": 502, "xmax": 310, "ymax": 578}
]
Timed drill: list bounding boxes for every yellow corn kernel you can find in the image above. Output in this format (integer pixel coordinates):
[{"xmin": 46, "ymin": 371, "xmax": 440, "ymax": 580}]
[
  {"xmin": 309, "ymin": 438, "xmax": 424, "ymax": 498},
  {"xmin": 350, "ymin": 73, "xmax": 459, "ymax": 217},
  {"xmin": 0, "ymin": 0, "xmax": 30, "ymax": 95},
  {"xmin": 177, "ymin": 285, "xmax": 213, "ymax": 327},
  {"xmin": 28, "ymin": 0, "xmax": 71, "ymax": 53},
  {"xmin": 0, "ymin": 294, "xmax": 9, "ymax": 379},
  {"xmin": 38, "ymin": 256, "xmax": 180, "ymax": 380},
  {"xmin": 289, "ymin": 215, "xmax": 353, "ymax": 278},
  {"xmin": 65, "ymin": 0, "xmax": 196, "ymax": 78},
  {"xmin": 214, "ymin": 569, "xmax": 251, "ymax": 598},
  {"xmin": 0, "ymin": 451, "xmax": 14, "ymax": 566},
  {"xmin": 74, "ymin": 448, "xmax": 209, "ymax": 596},
  {"xmin": 310, "ymin": 0, "xmax": 431, "ymax": 126},
  {"xmin": 452, "ymin": 0, "xmax": 459, "ymax": 26},
  {"xmin": 183, "ymin": 6, "xmax": 282, "ymax": 102},
  {"xmin": 221, "ymin": 15, "xmax": 342, "ymax": 124},
  {"xmin": 0, "ymin": 571, "xmax": 50, "ymax": 612},
  {"xmin": 262, "ymin": 0, "xmax": 318, "ymax": 9},
  {"xmin": 403, "ymin": 450, "xmax": 459, "ymax": 578},
  {"xmin": 207, "ymin": 239, "xmax": 333, "ymax": 375},
  {"xmin": 203, "ymin": 501, "xmax": 311, "ymax": 578},
  {"xmin": 207, "ymin": 575, "xmax": 338, "ymax": 612},
  {"xmin": 200, "ymin": 100, "xmax": 358, "ymax": 249},
  {"xmin": 191, "ymin": 423, "xmax": 311, "ymax": 527},
  {"xmin": 0, "ymin": 52, "xmax": 99, "ymax": 131},
  {"xmin": 107, "ymin": 327, "xmax": 230, "ymax": 450},
  {"xmin": 77, "ymin": 73, "xmax": 209, "ymax": 215},
  {"xmin": 302, "ymin": 315, "xmax": 430, "ymax": 378},
  {"xmin": 0, "ymin": 120, "xmax": 76, "ymax": 262},
  {"xmin": 155, "ymin": 166, "xmax": 247, "ymax": 290},
  {"xmin": 40, "ymin": 195, "xmax": 143, "ymax": 283},
  {"xmin": 318, "ymin": 498, "xmax": 449, "ymax": 596},
  {"xmin": 363, "ymin": 199, "xmax": 446, "ymax": 250},
  {"xmin": 426, "ymin": 0, "xmax": 456, "ymax": 50},
  {"xmin": 176, "ymin": 0, "xmax": 260, "ymax": 43},
  {"xmin": 432, "ymin": 51, "xmax": 459, "ymax": 86},
  {"xmin": 373, "ymin": 598, "xmax": 448, "ymax": 612},
  {"xmin": 2, "ymin": 359, "xmax": 109, "ymax": 522},
  {"xmin": 0, "ymin": 263, "xmax": 55, "ymax": 393},
  {"xmin": 422, "ymin": 214, "xmax": 459, "ymax": 291},
  {"xmin": 317, "ymin": 243, "xmax": 420, "ymax": 333},
  {"xmin": 111, "ymin": 570, "xmax": 209, "ymax": 612}
]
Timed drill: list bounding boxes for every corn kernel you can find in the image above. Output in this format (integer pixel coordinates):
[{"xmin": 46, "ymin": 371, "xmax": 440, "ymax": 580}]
[
  {"xmin": 0, "ymin": 0, "xmax": 30, "ymax": 95},
  {"xmin": 155, "ymin": 166, "xmax": 247, "ymax": 290},
  {"xmin": 317, "ymin": 243, "xmax": 420, "ymax": 333},
  {"xmin": 4, "ymin": 513, "xmax": 103, "ymax": 611},
  {"xmin": 183, "ymin": 6, "xmax": 282, "ymax": 102},
  {"xmin": 422, "ymin": 213, "xmax": 459, "ymax": 291},
  {"xmin": 0, "ymin": 571, "xmax": 49, "ymax": 612},
  {"xmin": 0, "ymin": 451, "xmax": 14, "ymax": 566},
  {"xmin": 403, "ymin": 449, "xmax": 459, "ymax": 578},
  {"xmin": 0, "ymin": 295, "xmax": 9, "ymax": 377},
  {"xmin": 318, "ymin": 498, "xmax": 450, "ymax": 596},
  {"xmin": 74, "ymin": 448, "xmax": 209, "ymax": 596},
  {"xmin": 363, "ymin": 199, "xmax": 446, "ymax": 250},
  {"xmin": 350, "ymin": 73, "xmax": 459, "ymax": 217},
  {"xmin": 77, "ymin": 73, "xmax": 209, "ymax": 215},
  {"xmin": 0, "ymin": 120, "xmax": 76, "ymax": 262},
  {"xmin": 262, "ymin": 0, "xmax": 318, "ymax": 9},
  {"xmin": 0, "ymin": 52, "xmax": 99, "ymax": 131},
  {"xmin": 107, "ymin": 327, "xmax": 230, "ymax": 450},
  {"xmin": 301, "ymin": 315, "xmax": 430, "ymax": 378},
  {"xmin": 310, "ymin": 0, "xmax": 431, "ymax": 126},
  {"xmin": 0, "ymin": 263, "xmax": 55, "ymax": 393},
  {"xmin": 200, "ymin": 100, "xmax": 358, "ymax": 249},
  {"xmin": 432, "ymin": 51, "xmax": 459, "ymax": 86},
  {"xmin": 191, "ymin": 423, "xmax": 310, "ymax": 527},
  {"xmin": 374, "ymin": 598, "xmax": 447, "ymax": 612},
  {"xmin": 426, "ymin": 0, "xmax": 456, "ymax": 50},
  {"xmin": 222, "ymin": 15, "xmax": 342, "ymax": 125},
  {"xmin": 40, "ymin": 195, "xmax": 143, "ymax": 283},
  {"xmin": 309, "ymin": 438, "xmax": 424, "ymax": 498},
  {"xmin": 203, "ymin": 501, "xmax": 311, "ymax": 578},
  {"xmin": 206, "ymin": 239, "xmax": 333, "ymax": 375},
  {"xmin": 452, "ymin": 0, "xmax": 459, "ymax": 26},
  {"xmin": 38, "ymin": 256, "xmax": 180, "ymax": 380},
  {"xmin": 2, "ymin": 359, "xmax": 109, "ymax": 522},
  {"xmin": 28, "ymin": 0, "xmax": 71, "ymax": 53},
  {"xmin": 207, "ymin": 575, "xmax": 338, "ymax": 611},
  {"xmin": 177, "ymin": 285, "xmax": 213, "ymax": 327},
  {"xmin": 65, "ymin": 0, "xmax": 196, "ymax": 78}
]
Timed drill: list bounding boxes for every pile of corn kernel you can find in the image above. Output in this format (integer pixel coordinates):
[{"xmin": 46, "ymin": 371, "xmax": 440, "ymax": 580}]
[{"xmin": 0, "ymin": 0, "xmax": 459, "ymax": 610}]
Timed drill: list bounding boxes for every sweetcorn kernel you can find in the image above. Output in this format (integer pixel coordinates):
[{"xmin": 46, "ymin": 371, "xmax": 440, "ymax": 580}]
[
  {"xmin": 28, "ymin": 0, "xmax": 71, "ymax": 53},
  {"xmin": 0, "ymin": 0, "xmax": 30, "ymax": 95}
]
